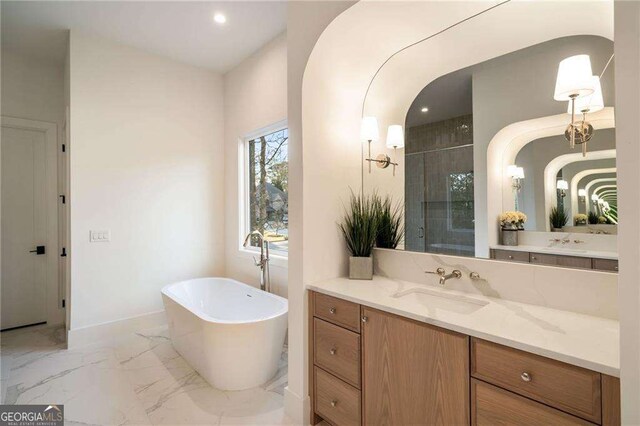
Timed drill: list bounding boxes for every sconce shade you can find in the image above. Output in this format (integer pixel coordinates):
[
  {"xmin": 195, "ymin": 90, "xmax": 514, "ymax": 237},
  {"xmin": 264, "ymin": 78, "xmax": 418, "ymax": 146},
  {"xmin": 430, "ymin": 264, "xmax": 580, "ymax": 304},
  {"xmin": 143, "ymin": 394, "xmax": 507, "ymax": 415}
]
[
  {"xmin": 507, "ymin": 165, "xmax": 518, "ymax": 178},
  {"xmin": 360, "ymin": 116, "xmax": 379, "ymax": 142},
  {"xmin": 554, "ymin": 55, "xmax": 594, "ymax": 101},
  {"xmin": 556, "ymin": 180, "xmax": 569, "ymax": 190},
  {"xmin": 386, "ymin": 125, "xmax": 404, "ymax": 149},
  {"xmin": 591, "ymin": 193, "xmax": 599, "ymax": 201},
  {"xmin": 578, "ymin": 189, "xmax": 587, "ymax": 197},
  {"xmin": 514, "ymin": 167, "xmax": 524, "ymax": 179},
  {"xmin": 567, "ymin": 75, "xmax": 604, "ymax": 114}
]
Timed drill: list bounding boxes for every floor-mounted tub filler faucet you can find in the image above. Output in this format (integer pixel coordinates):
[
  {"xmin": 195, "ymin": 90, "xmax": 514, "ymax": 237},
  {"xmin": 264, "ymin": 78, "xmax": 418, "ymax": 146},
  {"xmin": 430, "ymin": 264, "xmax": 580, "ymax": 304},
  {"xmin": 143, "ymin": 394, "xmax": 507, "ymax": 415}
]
[{"xmin": 243, "ymin": 230, "xmax": 271, "ymax": 293}]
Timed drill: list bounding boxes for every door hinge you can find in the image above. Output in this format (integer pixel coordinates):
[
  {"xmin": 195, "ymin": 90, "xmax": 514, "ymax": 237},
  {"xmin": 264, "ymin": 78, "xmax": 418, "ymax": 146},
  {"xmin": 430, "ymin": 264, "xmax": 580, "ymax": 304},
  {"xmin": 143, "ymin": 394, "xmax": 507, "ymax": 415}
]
[
  {"xmin": 60, "ymin": 247, "xmax": 67, "ymax": 257},
  {"xmin": 62, "ymin": 299, "xmax": 66, "ymax": 308},
  {"xmin": 62, "ymin": 144, "xmax": 66, "ymax": 153},
  {"xmin": 59, "ymin": 194, "xmax": 66, "ymax": 204}
]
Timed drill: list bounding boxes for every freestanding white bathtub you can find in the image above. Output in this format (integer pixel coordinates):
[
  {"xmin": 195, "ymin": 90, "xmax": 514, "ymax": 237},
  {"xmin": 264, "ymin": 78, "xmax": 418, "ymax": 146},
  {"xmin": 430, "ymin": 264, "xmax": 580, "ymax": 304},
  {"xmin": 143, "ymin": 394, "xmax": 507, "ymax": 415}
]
[{"xmin": 161, "ymin": 277, "xmax": 288, "ymax": 390}]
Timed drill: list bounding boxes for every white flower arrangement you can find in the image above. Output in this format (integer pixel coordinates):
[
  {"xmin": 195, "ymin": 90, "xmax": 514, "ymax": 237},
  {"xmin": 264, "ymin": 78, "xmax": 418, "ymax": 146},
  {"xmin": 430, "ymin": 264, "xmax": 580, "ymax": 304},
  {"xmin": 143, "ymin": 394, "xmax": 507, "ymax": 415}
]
[
  {"xmin": 499, "ymin": 211, "xmax": 527, "ymax": 229},
  {"xmin": 574, "ymin": 213, "xmax": 588, "ymax": 225}
]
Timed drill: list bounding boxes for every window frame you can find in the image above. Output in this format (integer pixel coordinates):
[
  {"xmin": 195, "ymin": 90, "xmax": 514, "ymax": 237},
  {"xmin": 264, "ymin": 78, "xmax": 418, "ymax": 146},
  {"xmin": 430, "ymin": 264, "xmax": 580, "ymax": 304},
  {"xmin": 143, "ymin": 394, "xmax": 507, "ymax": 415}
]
[{"xmin": 238, "ymin": 120, "xmax": 289, "ymax": 264}]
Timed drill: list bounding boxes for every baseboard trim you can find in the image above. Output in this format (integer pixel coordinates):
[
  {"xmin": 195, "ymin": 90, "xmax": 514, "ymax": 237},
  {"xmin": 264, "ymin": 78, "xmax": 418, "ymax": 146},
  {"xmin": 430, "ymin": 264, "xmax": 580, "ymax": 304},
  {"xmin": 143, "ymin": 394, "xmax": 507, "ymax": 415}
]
[
  {"xmin": 67, "ymin": 310, "xmax": 167, "ymax": 349},
  {"xmin": 284, "ymin": 386, "xmax": 310, "ymax": 425}
]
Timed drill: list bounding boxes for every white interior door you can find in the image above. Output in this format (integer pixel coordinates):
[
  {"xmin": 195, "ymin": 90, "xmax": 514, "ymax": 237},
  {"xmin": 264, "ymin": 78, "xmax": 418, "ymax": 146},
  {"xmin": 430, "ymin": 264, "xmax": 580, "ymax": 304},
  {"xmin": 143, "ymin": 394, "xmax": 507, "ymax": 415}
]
[{"xmin": 1, "ymin": 125, "xmax": 48, "ymax": 330}]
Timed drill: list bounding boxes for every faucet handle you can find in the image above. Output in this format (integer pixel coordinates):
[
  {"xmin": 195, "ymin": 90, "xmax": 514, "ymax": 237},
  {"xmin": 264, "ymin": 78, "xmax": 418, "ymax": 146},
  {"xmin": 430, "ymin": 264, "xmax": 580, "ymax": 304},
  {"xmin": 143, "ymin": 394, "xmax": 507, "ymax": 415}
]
[
  {"xmin": 426, "ymin": 267, "xmax": 446, "ymax": 276},
  {"xmin": 252, "ymin": 256, "xmax": 262, "ymax": 267}
]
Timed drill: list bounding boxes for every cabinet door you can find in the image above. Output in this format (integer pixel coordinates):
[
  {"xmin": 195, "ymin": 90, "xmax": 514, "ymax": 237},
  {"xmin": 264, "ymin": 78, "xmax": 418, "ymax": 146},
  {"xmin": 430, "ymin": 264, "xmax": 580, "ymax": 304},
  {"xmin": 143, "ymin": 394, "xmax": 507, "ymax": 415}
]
[
  {"xmin": 471, "ymin": 379, "xmax": 594, "ymax": 426},
  {"xmin": 362, "ymin": 307, "xmax": 469, "ymax": 425}
]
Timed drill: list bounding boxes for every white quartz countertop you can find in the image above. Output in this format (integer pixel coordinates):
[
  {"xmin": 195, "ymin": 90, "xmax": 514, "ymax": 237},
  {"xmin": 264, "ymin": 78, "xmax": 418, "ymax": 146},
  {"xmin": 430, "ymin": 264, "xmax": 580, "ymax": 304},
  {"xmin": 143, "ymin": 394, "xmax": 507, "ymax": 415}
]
[
  {"xmin": 307, "ymin": 276, "xmax": 619, "ymax": 377},
  {"xmin": 491, "ymin": 244, "xmax": 618, "ymax": 260}
]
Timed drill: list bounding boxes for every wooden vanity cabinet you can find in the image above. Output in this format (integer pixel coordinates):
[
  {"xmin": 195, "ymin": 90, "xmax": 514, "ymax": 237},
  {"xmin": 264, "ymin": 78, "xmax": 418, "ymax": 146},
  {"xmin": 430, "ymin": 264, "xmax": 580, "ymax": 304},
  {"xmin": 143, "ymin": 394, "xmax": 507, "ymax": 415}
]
[
  {"xmin": 308, "ymin": 291, "xmax": 621, "ymax": 426},
  {"xmin": 361, "ymin": 307, "xmax": 469, "ymax": 425},
  {"xmin": 309, "ymin": 291, "xmax": 468, "ymax": 426},
  {"xmin": 491, "ymin": 248, "xmax": 618, "ymax": 272}
]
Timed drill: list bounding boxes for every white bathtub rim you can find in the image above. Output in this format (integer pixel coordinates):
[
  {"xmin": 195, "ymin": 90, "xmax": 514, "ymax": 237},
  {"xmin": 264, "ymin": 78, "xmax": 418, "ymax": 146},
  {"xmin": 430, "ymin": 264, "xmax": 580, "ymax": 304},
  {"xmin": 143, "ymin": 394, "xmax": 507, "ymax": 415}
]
[{"xmin": 161, "ymin": 277, "xmax": 288, "ymax": 325}]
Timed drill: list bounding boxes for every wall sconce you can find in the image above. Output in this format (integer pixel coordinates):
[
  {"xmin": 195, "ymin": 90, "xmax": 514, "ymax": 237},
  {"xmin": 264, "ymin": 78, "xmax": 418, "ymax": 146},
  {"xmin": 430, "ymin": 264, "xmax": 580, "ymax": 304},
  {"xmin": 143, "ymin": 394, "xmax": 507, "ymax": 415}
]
[
  {"xmin": 385, "ymin": 124, "xmax": 404, "ymax": 176},
  {"xmin": 361, "ymin": 117, "xmax": 403, "ymax": 176},
  {"xmin": 507, "ymin": 165, "xmax": 524, "ymax": 191},
  {"xmin": 361, "ymin": 116, "xmax": 379, "ymax": 174},
  {"xmin": 556, "ymin": 180, "xmax": 568, "ymax": 198},
  {"xmin": 564, "ymin": 75, "xmax": 604, "ymax": 157},
  {"xmin": 592, "ymin": 194, "xmax": 600, "ymax": 214},
  {"xmin": 507, "ymin": 165, "xmax": 524, "ymax": 211},
  {"xmin": 578, "ymin": 188, "xmax": 587, "ymax": 202},
  {"xmin": 554, "ymin": 55, "xmax": 594, "ymax": 150}
]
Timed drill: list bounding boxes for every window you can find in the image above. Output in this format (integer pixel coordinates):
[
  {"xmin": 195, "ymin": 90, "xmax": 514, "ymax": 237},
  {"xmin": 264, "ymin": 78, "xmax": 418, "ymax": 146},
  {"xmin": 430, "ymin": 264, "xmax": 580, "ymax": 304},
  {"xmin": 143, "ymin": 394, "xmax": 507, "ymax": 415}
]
[
  {"xmin": 447, "ymin": 171, "xmax": 475, "ymax": 232},
  {"xmin": 243, "ymin": 124, "xmax": 288, "ymax": 254}
]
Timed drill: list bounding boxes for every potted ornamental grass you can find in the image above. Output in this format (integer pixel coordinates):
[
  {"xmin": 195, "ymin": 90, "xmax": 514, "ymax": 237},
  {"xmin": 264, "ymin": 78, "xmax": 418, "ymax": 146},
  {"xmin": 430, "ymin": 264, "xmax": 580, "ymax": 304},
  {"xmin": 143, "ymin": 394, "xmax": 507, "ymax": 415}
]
[
  {"xmin": 499, "ymin": 211, "xmax": 524, "ymax": 246},
  {"xmin": 373, "ymin": 194, "xmax": 404, "ymax": 250},
  {"xmin": 339, "ymin": 191, "xmax": 379, "ymax": 280},
  {"xmin": 549, "ymin": 207, "xmax": 569, "ymax": 231}
]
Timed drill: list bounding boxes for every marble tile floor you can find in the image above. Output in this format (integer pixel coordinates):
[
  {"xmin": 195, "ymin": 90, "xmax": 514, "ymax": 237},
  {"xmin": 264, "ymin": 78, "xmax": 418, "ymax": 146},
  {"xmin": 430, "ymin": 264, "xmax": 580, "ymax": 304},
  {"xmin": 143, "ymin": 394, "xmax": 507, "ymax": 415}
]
[{"xmin": 0, "ymin": 324, "xmax": 293, "ymax": 426}]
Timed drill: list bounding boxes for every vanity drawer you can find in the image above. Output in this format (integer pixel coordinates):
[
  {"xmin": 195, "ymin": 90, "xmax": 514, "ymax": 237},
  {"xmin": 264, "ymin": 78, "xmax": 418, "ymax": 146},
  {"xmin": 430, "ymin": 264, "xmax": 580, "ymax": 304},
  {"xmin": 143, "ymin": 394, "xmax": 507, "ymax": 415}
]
[
  {"xmin": 593, "ymin": 258, "xmax": 618, "ymax": 272},
  {"xmin": 315, "ymin": 367, "xmax": 361, "ymax": 426},
  {"xmin": 314, "ymin": 318, "xmax": 361, "ymax": 387},
  {"xmin": 529, "ymin": 252, "xmax": 558, "ymax": 266},
  {"xmin": 492, "ymin": 249, "xmax": 529, "ymax": 263},
  {"xmin": 471, "ymin": 379, "xmax": 595, "ymax": 426},
  {"xmin": 314, "ymin": 292, "xmax": 361, "ymax": 332},
  {"xmin": 556, "ymin": 255, "xmax": 593, "ymax": 270},
  {"xmin": 471, "ymin": 338, "xmax": 601, "ymax": 423},
  {"xmin": 529, "ymin": 253, "xmax": 593, "ymax": 269}
]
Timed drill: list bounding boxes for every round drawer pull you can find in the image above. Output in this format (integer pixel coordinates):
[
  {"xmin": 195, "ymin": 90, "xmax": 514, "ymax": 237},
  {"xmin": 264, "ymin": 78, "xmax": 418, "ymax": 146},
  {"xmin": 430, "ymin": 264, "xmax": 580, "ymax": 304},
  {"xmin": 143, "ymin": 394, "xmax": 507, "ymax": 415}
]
[
  {"xmin": 508, "ymin": 255, "xmax": 514, "ymax": 259},
  {"xmin": 330, "ymin": 400, "xmax": 338, "ymax": 407},
  {"xmin": 329, "ymin": 347, "xmax": 337, "ymax": 355},
  {"xmin": 329, "ymin": 307, "xmax": 336, "ymax": 314},
  {"xmin": 361, "ymin": 316, "xmax": 368, "ymax": 323},
  {"xmin": 521, "ymin": 372, "xmax": 532, "ymax": 382},
  {"xmin": 531, "ymin": 256, "xmax": 537, "ymax": 260}
]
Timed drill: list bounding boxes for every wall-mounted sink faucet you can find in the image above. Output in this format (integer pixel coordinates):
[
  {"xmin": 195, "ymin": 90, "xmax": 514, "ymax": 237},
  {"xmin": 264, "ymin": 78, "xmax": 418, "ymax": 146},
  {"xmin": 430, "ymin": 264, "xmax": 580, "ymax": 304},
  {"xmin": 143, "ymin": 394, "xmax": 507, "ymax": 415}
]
[
  {"xmin": 425, "ymin": 268, "xmax": 462, "ymax": 286},
  {"xmin": 439, "ymin": 270, "xmax": 462, "ymax": 286},
  {"xmin": 243, "ymin": 230, "xmax": 271, "ymax": 293}
]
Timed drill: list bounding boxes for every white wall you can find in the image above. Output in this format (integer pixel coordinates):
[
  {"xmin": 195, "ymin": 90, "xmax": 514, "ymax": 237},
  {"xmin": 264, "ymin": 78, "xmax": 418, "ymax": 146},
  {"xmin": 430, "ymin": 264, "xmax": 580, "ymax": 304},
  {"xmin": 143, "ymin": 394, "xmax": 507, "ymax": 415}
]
[
  {"xmin": 1, "ymin": 50, "xmax": 66, "ymax": 326},
  {"xmin": 223, "ymin": 33, "xmax": 288, "ymax": 297},
  {"xmin": 614, "ymin": 1, "xmax": 640, "ymax": 423},
  {"xmin": 285, "ymin": 1, "xmax": 356, "ymax": 423},
  {"xmin": 68, "ymin": 32, "xmax": 225, "ymax": 330}
]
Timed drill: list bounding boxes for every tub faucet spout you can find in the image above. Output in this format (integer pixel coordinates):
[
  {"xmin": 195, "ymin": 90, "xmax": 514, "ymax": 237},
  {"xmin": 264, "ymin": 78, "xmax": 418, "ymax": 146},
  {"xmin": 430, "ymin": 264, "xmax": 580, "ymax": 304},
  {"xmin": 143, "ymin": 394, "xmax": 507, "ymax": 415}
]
[{"xmin": 243, "ymin": 231, "xmax": 271, "ymax": 293}]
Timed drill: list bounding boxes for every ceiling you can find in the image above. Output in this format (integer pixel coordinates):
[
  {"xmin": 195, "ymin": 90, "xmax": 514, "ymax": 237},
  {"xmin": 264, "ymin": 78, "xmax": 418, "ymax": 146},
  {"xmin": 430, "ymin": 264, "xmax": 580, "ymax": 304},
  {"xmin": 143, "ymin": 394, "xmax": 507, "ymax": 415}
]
[
  {"xmin": 405, "ymin": 68, "xmax": 472, "ymax": 128},
  {"xmin": 1, "ymin": 1, "xmax": 287, "ymax": 73}
]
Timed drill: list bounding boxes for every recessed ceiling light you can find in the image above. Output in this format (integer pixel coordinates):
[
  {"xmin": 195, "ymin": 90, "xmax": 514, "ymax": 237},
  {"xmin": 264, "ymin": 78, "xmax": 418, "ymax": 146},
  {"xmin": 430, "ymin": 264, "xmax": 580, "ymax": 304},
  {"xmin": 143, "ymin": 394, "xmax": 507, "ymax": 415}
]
[
  {"xmin": 421, "ymin": 107, "xmax": 429, "ymax": 113},
  {"xmin": 213, "ymin": 13, "xmax": 227, "ymax": 24}
]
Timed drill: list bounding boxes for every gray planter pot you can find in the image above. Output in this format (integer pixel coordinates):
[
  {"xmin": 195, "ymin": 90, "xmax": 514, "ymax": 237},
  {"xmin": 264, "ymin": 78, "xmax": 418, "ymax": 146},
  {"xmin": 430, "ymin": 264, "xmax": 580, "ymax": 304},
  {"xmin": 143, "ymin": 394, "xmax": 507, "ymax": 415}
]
[
  {"xmin": 349, "ymin": 256, "xmax": 373, "ymax": 280},
  {"xmin": 501, "ymin": 229, "xmax": 518, "ymax": 246}
]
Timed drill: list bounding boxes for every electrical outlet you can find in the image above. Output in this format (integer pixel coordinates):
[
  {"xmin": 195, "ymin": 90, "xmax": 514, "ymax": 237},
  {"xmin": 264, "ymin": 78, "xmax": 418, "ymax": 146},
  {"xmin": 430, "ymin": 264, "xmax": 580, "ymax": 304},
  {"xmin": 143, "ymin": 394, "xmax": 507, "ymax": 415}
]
[{"xmin": 90, "ymin": 230, "xmax": 111, "ymax": 242}]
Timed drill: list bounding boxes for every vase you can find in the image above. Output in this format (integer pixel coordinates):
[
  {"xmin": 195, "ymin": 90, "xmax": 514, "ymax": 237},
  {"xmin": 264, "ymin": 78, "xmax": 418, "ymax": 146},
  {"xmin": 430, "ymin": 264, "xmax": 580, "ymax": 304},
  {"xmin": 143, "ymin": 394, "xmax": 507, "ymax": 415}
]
[
  {"xmin": 502, "ymin": 229, "xmax": 518, "ymax": 246},
  {"xmin": 551, "ymin": 227, "xmax": 563, "ymax": 232},
  {"xmin": 349, "ymin": 256, "xmax": 373, "ymax": 280}
]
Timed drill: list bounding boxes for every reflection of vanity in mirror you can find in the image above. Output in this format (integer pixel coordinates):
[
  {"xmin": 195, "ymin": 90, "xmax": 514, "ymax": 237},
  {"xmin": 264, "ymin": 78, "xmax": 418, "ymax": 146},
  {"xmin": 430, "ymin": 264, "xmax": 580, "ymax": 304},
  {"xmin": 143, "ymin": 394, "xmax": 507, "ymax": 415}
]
[{"xmin": 363, "ymin": 34, "xmax": 618, "ymax": 271}]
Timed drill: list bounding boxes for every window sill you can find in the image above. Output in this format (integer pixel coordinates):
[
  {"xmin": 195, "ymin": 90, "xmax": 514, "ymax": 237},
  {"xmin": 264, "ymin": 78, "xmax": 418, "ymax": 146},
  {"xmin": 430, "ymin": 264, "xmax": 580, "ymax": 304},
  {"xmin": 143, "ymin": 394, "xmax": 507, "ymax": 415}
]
[{"xmin": 237, "ymin": 247, "xmax": 288, "ymax": 269}]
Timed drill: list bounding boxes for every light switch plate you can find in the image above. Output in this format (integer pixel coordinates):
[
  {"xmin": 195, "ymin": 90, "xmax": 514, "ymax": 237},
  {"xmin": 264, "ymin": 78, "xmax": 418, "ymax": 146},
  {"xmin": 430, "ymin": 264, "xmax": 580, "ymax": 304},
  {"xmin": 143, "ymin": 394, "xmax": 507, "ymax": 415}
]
[{"xmin": 90, "ymin": 230, "xmax": 111, "ymax": 242}]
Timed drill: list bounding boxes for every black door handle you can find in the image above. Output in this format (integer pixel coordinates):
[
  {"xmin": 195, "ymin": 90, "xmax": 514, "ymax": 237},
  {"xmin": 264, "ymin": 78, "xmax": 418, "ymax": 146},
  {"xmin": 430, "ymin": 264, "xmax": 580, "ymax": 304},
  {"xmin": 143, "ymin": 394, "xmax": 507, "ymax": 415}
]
[{"xmin": 29, "ymin": 246, "xmax": 45, "ymax": 255}]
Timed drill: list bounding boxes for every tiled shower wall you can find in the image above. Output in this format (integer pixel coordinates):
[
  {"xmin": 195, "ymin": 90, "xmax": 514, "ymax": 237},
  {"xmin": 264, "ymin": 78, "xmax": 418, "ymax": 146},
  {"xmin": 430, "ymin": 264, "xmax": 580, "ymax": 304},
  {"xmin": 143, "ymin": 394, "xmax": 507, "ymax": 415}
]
[{"xmin": 405, "ymin": 115, "xmax": 475, "ymax": 255}]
